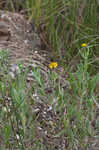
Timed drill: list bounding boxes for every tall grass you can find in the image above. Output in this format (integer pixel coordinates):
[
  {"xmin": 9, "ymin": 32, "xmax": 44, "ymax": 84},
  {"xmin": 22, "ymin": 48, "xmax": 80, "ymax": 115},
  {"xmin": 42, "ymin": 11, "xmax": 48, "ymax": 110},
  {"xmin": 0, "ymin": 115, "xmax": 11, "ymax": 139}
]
[{"xmin": 26, "ymin": 0, "xmax": 99, "ymax": 70}]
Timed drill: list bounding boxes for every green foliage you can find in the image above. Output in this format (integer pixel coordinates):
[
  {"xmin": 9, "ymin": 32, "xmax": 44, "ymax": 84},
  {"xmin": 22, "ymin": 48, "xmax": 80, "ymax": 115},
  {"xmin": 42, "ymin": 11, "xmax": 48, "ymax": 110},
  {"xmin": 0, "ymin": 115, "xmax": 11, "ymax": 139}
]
[
  {"xmin": 0, "ymin": 0, "xmax": 99, "ymax": 149},
  {"xmin": 0, "ymin": 47, "xmax": 98, "ymax": 149},
  {"xmin": 26, "ymin": 0, "xmax": 99, "ymax": 67}
]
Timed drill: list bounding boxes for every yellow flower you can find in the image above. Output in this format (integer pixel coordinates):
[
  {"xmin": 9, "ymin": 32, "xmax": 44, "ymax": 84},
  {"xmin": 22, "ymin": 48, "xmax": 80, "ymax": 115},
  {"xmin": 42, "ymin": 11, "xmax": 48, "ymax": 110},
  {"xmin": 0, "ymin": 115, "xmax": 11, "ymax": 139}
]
[
  {"xmin": 49, "ymin": 62, "xmax": 58, "ymax": 69},
  {"xmin": 81, "ymin": 43, "xmax": 87, "ymax": 47}
]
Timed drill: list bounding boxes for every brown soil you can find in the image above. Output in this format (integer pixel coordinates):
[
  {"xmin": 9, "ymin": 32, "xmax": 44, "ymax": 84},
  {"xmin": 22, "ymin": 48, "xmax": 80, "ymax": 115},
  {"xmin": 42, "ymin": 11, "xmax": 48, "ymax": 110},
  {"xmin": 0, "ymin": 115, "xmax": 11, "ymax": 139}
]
[{"xmin": 0, "ymin": 10, "xmax": 50, "ymax": 69}]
